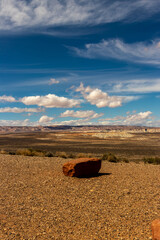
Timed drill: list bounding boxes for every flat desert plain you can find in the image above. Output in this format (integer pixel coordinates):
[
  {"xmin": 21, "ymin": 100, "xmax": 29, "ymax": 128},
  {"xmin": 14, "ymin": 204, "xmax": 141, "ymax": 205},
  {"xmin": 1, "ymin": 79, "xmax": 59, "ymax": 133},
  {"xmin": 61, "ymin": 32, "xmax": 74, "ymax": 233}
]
[
  {"xmin": 0, "ymin": 130, "xmax": 160, "ymax": 239},
  {"xmin": 0, "ymin": 130, "xmax": 160, "ymax": 159}
]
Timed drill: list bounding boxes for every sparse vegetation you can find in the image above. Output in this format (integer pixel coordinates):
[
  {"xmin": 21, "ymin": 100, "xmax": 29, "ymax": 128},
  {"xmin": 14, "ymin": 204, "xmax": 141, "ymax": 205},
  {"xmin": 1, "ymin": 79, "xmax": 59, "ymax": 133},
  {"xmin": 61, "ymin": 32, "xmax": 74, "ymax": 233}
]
[
  {"xmin": 76, "ymin": 153, "xmax": 89, "ymax": 158},
  {"xmin": 2, "ymin": 147, "xmax": 160, "ymax": 165},
  {"xmin": 8, "ymin": 151, "xmax": 16, "ymax": 155},
  {"xmin": 45, "ymin": 152, "xmax": 54, "ymax": 157},
  {"xmin": 67, "ymin": 153, "xmax": 76, "ymax": 158},
  {"xmin": 2, "ymin": 148, "xmax": 54, "ymax": 158},
  {"xmin": 101, "ymin": 152, "xmax": 119, "ymax": 162},
  {"xmin": 16, "ymin": 148, "xmax": 33, "ymax": 156},
  {"xmin": 55, "ymin": 151, "xmax": 68, "ymax": 158},
  {"xmin": 0, "ymin": 148, "xmax": 96, "ymax": 159},
  {"xmin": 55, "ymin": 152, "xmax": 96, "ymax": 159},
  {"xmin": 123, "ymin": 159, "xmax": 129, "ymax": 163},
  {"xmin": 101, "ymin": 153, "xmax": 108, "ymax": 160},
  {"xmin": 16, "ymin": 148, "xmax": 46, "ymax": 157},
  {"xmin": 108, "ymin": 153, "xmax": 119, "ymax": 163},
  {"xmin": 143, "ymin": 157, "xmax": 160, "ymax": 165},
  {"xmin": 0, "ymin": 149, "xmax": 6, "ymax": 154}
]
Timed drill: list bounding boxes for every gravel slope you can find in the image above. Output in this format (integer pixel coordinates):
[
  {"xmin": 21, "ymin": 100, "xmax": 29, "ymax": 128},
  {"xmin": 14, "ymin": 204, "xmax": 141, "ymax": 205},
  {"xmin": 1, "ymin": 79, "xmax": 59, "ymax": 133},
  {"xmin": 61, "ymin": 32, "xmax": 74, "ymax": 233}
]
[{"xmin": 0, "ymin": 155, "xmax": 160, "ymax": 239}]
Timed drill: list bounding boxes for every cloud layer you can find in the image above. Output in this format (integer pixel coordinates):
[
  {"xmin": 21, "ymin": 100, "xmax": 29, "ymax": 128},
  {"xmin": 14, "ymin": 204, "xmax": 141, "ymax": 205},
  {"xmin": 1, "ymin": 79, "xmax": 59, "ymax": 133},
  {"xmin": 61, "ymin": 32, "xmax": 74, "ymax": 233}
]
[
  {"xmin": 60, "ymin": 110, "xmax": 103, "ymax": 119},
  {"xmin": 112, "ymin": 78, "xmax": 160, "ymax": 93},
  {"xmin": 53, "ymin": 118, "xmax": 93, "ymax": 126},
  {"xmin": 73, "ymin": 39, "xmax": 160, "ymax": 66},
  {"xmin": 0, "ymin": 95, "xmax": 16, "ymax": 102},
  {"xmin": 21, "ymin": 94, "xmax": 81, "ymax": 108},
  {"xmin": 0, "ymin": 119, "xmax": 30, "ymax": 126},
  {"xmin": 0, "ymin": 0, "xmax": 160, "ymax": 32},
  {"xmin": 0, "ymin": 107, "xmax": 44, "ymax": 113},
  {"xmin": 100, "ymin": 111, "xmax": 152, "ymax": 126}
]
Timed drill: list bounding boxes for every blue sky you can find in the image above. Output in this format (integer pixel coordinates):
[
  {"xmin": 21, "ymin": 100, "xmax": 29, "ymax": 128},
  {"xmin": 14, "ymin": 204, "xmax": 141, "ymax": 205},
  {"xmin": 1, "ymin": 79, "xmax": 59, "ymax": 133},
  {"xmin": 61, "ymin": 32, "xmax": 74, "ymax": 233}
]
[{"xmin": 0, "ymin": 0, "xmax": 160, "ymax": 126}]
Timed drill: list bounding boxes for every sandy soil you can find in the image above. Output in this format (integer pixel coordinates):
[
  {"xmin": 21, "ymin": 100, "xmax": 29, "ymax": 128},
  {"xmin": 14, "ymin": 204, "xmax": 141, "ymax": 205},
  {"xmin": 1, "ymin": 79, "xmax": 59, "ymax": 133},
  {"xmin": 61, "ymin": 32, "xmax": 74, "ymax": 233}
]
[{"xmin": 0, "ymin": 154, "xmax": 160, "ymax": 239}]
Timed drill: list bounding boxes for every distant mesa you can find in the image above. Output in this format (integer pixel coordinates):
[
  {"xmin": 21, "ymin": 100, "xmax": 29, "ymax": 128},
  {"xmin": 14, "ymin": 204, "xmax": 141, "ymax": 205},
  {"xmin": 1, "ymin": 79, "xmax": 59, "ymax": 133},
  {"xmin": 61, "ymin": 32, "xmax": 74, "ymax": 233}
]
[{"xmin": 0, "ymin": 125, "xmax": 159, "ymax": 133}]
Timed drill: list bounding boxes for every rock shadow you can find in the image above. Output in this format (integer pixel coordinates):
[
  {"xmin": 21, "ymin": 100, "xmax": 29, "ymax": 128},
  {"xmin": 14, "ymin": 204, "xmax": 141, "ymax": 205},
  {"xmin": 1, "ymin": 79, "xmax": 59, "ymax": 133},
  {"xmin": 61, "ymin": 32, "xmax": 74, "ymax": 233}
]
[{"xmin": 77, "ymin": 172, "xmax": 112, "ymax": 179}]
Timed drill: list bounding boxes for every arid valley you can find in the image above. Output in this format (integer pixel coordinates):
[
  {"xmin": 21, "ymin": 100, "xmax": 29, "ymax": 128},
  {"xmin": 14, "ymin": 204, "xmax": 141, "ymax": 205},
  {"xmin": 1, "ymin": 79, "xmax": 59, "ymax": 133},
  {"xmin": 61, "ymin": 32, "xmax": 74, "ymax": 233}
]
[{"xmin": 0, "ymin": 126, "xmax": 160, "ymax": 161}]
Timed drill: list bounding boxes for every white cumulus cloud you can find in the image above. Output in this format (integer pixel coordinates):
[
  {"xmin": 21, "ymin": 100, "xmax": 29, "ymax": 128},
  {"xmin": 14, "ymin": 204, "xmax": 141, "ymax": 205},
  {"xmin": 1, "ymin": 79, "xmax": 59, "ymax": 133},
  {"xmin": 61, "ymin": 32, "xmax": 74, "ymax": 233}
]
[
  {"xmin": 21, "ymin": 94, "xmax": 81, "ymax": 108},
  {"xmin": 76, "ymin": 83, "xmax": 138, "ymax": 108},
  {"xmin": 39, "ymin": 115, "xmax": 54, "ymax": 124}
]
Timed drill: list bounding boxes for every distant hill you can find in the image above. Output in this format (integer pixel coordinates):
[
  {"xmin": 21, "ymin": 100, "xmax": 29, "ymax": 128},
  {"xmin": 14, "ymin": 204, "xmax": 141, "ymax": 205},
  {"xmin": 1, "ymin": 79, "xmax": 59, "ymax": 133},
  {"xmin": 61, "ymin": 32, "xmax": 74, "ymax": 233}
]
[{"xmin": 0, "ymin": 125, "xmax": 159, "ymax": 133}]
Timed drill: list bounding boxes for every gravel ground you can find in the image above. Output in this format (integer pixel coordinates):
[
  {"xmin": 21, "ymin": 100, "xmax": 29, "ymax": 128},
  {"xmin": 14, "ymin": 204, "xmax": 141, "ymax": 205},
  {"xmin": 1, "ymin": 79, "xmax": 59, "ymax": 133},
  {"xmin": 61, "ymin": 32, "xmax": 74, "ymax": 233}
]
[{"xmin": 0, "ymin": 155, "xmax": 160, "ymax": 240}]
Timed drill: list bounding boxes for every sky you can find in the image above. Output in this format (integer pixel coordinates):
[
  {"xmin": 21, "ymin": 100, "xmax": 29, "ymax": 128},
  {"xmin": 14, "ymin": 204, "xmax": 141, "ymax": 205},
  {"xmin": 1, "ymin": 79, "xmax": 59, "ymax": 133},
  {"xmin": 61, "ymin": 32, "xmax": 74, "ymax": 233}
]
[{"xmin": 0, "ymin": 0, "xmax": 160, "ymax": 126}]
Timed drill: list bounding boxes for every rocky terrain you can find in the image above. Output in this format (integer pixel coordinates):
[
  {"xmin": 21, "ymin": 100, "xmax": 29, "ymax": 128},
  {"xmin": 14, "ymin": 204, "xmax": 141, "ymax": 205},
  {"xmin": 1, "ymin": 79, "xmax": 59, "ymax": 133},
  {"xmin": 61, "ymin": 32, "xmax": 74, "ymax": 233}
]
[{"xmin": 0, "ymin": 154, "xmax": 160, "ymax": 239}]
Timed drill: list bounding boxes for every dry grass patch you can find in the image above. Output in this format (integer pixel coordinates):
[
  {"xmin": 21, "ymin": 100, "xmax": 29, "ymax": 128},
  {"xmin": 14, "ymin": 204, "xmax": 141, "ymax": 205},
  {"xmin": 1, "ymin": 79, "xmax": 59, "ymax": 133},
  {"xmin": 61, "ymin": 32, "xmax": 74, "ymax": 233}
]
[
  {"xmin": 15, "ymin": 148, "xmax": 54, "ymax": 157},
  {"xmin": 101, "ymin": 153, "xmax": 119, "ymax": 163},
  {"xmin": 55, "ymin": 151, "xmax": 68, "ymax": 158},
  {"xmin": 143, "ymin": 157, "xmax": 160, "ymax": 165},
  {"xmin": 0, "ymin": 149, "xmax": 7, "ymax": 154},
  {"xmin": 76, "ymin": 153, "xmax": 93, "ymax": 158}
]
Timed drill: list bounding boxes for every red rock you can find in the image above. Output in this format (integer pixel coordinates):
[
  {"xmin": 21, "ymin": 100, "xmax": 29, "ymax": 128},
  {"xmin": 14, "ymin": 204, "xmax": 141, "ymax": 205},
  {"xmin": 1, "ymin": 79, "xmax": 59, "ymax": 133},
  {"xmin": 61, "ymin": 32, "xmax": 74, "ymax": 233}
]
[
  {"xmin": 63, "ymin": 158, "xmax": 101, "ymax": 177},
  {"xmin": 152, "ymin": 219, "xmax": 160, "ymax": 240}
]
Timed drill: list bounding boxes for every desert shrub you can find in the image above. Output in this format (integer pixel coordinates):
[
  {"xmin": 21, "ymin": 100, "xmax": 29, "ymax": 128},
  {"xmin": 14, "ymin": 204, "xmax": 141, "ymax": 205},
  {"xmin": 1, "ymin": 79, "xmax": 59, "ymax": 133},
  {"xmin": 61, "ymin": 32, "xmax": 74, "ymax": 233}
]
[
  {"xmin": 8, "ymin": 151, "xmax": 16, "ymax": 155},
  {"xmin": 143, "ymin": 157, "xmax": 160, "ymax": 165},
  {"xmin": 16, "ymin": 148, "xmax": 33, "ymax": 156},
  {"xmin": 101, "ymin": 152, "xmax": 119, "ymax": 162},
  {"xmin": 87, "ymin": 153, "xmax": 94, "ymax": 158},
  {"xmin": 16, "ymin": 148, "xmax": 46, "ymax": 157},
  {"xmin": 76, "ymin": 153, "xmax": 89, "ymax": 158},
  {"xmin": 68, "ymin": 153, "xmax": 76, "ymax": 158},
  {"xmin": 0, "ymin": 149, "xmax": 6, "ymax": 154},
  {"xmin": 143, "ymin": 158, "xmax": 147, "ymax": 163},
  {"xmin": 101, "ymin": 153, "xmax": 108, "ymax": 160},
  {"xmin": 45, "ymin": 152, "xmax": 54, "ymax": 157},
  {"xmin": 6, "ymin": 148, "xmax": 54, "ymax": 158},
  {"xmin": 55, "ymin": 151, "xmax": 68, "ymax": 158},
  {"xmin": 155, "ymin": 157, "xmax": 160, "ymax": 164},
  {"xmin": 108, "ymin": 153, "xmax": 119, "ymax": 163},
  {"xmin": 32, "ymin": 150, "xmax": 45, "ymax": 157},
  {"xmin": 143, "ymin": 157, "xmax": 154, "ymax": 164},
  {"xmin": 123, "ymin": 159, "xmax": 129, "ymax": 163}
]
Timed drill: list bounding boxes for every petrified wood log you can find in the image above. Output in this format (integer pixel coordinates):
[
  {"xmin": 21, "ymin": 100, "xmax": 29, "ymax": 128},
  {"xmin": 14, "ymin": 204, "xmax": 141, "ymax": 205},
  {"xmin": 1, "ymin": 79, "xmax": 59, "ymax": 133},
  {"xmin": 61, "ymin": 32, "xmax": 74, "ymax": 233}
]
[
  {"xmin": 63, "ymin": 158, "xmax": 101, "ymax": 177},
  {"xmin": 152, "ymin": 219, "xmax": 160, "ymax": 240}
]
